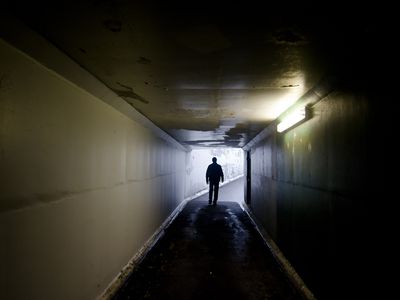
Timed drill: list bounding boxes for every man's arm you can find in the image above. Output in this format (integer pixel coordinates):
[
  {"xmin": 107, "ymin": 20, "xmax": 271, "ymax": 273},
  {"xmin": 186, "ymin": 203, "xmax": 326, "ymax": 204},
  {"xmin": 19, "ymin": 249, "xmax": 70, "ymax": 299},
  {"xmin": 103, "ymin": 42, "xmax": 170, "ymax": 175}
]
[
  {"xmin": 206, "ymin": 166, "xmax": 209, "ymax": 184},
  {"xmin": 220, "ymin": 166, "xmax": 224, "ymax": 182}
]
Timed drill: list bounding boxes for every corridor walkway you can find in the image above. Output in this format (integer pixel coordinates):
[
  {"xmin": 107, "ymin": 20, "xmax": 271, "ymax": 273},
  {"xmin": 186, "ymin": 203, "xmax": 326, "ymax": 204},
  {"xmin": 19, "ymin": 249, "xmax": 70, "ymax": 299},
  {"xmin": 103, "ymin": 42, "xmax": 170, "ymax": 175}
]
[{"xmin": 113, "ymin": 178, "xmax": 302, "ymax": 300}]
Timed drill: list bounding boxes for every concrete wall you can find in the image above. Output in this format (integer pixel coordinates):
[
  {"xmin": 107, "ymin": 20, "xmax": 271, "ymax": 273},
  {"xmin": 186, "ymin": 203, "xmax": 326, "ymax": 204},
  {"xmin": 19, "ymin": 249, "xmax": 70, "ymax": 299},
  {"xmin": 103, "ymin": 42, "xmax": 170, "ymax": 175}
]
[
  {"xmin": 184, "ymin": 148, "xmax": 243, "ymax": 199},
  {"xmin": 0, "ymin": 39, "xmax": 185, "ymax": 299},
  {"xmin": 247, "ymin": 87, "xmax": 383, "ymax": 299}
]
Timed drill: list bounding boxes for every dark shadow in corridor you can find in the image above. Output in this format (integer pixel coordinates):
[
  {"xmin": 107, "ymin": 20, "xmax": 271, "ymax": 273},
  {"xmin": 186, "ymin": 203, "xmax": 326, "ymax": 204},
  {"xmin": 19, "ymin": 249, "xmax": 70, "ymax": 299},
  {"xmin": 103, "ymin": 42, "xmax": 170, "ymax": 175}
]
[{"xmin": 113, "ymin": 182, "xmax": 301, "ymax": 300}]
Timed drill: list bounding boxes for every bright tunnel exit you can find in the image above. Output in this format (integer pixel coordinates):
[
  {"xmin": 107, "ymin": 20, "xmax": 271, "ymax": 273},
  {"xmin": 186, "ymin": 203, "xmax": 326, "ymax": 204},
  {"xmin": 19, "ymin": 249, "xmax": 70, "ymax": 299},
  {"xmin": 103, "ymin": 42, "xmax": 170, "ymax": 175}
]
[{"xmin": 184, "ymin": 148, "xmax": 244, "ymax": 203}]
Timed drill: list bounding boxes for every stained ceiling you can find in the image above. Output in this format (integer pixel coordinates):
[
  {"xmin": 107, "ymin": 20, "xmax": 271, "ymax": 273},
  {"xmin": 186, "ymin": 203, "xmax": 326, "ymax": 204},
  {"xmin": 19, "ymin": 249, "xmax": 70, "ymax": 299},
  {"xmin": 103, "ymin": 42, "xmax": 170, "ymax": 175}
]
[{"xmin": 5, "ymin": 0, "xmax": 380, "ymax": 148}]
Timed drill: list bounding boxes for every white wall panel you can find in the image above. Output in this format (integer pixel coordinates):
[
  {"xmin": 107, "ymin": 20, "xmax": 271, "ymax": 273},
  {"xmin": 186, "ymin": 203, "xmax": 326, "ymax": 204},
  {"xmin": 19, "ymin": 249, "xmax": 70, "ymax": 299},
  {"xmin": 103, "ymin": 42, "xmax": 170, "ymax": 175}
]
[{"xmin": 0, "ymin": 38, "xmax": 185, "ymax": 300}]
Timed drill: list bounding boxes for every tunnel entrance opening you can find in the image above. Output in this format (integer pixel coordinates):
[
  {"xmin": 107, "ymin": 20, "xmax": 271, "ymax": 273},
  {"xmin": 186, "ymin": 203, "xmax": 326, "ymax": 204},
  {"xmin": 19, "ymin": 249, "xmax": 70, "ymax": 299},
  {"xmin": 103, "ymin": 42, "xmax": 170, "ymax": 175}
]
[{"xmin": 184, "ymin": 147, "xmax": 244, "ymax": 204}]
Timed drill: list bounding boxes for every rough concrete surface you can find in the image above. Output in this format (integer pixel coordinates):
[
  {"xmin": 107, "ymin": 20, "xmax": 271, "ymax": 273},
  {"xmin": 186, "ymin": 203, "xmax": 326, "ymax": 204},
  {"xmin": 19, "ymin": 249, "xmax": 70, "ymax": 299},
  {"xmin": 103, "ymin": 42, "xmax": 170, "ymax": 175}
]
[{"xmin": 113, "ymin": 181, "xmax": 301, "ymax": 300}]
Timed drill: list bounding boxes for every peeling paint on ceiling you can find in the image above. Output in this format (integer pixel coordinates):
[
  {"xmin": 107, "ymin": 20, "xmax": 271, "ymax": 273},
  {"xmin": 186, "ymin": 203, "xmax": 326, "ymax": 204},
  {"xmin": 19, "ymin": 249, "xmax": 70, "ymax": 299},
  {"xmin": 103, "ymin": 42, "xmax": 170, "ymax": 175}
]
[{"xmin": 7, "ymin": 1, "xmax": 373, "ymax": 147}]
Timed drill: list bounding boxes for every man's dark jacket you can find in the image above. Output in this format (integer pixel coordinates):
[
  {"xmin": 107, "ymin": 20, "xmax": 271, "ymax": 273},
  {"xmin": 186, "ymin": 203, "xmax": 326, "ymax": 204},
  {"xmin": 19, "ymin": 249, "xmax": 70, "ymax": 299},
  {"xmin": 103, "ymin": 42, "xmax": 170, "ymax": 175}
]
[{"xmin": 206, "ymin": 163, "xmax": 224, "ymax": 183}]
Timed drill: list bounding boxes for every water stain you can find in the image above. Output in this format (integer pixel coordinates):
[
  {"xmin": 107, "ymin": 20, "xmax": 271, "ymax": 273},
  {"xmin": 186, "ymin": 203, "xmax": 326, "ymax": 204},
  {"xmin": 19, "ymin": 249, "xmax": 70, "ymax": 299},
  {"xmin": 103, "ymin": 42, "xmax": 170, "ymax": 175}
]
[
  {"xmin": 273, "ymin": 29, "xmax": 306, "ymax": 45},
  {"xmin": 103, "ymin": 19, "xmax": 122, "ymax": 32},
  {"xmin": 0, "ymin": 74, "xmax": 12, "ymax": 93},
  {"xmin": 281, "ymin": 84, "xmax": 300, "ymax": 88},
  {"xmin": 114, "ymin": 82, "xmax": 149, "ymax": 104},
  {"xmin": 137, "ymin": 56, "xmax": 152, "ymax": 64},
  {"xmin": 112, "ymin": 200, "xmax": 302, "ymax": 300}
]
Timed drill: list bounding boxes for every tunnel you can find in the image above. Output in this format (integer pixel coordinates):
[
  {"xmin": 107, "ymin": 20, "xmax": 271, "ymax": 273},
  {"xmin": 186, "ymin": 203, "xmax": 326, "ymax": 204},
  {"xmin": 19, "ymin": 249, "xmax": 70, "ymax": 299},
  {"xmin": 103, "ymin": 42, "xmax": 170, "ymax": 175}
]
[{"xmin": 0, "ymin": 1, "xmax": 394, "ymax": 300}]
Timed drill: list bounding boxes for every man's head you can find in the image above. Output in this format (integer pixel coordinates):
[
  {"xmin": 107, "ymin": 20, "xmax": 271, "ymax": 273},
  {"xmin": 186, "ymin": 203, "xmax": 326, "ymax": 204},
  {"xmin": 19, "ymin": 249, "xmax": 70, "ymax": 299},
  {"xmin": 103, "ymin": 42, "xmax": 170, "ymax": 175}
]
[{"xmin": 212, "ymin": 157, "xmax": 217, "ymax": 163}]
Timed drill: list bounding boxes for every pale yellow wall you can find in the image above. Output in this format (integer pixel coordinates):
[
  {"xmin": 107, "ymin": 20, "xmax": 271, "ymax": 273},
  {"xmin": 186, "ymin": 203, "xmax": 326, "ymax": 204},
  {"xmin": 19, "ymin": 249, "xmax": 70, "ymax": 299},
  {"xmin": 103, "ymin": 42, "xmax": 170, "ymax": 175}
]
[{"xmin": 0, "ymin": 38, "xmax": 185, "ymax": 299}]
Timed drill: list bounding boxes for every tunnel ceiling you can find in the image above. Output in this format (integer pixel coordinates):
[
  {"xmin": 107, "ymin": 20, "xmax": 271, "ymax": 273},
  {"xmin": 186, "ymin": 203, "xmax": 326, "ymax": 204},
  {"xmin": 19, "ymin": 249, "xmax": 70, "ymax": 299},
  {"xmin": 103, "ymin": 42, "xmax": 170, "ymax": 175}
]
[{"xmin": 6, "ymin": 1, "xmax": 379, "ymax": 148}]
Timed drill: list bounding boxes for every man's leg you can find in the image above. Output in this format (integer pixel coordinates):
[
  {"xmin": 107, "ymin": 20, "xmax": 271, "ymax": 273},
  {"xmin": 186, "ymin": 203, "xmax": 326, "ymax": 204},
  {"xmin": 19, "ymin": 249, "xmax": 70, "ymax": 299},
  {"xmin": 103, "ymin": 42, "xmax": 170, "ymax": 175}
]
[
  {"xmin": 208, "ymin": 183, "xmax": 213, "ymax": 204},
  {"xmin": 213, "ymin": 183, "xmax": 219, "ymax": 205}
]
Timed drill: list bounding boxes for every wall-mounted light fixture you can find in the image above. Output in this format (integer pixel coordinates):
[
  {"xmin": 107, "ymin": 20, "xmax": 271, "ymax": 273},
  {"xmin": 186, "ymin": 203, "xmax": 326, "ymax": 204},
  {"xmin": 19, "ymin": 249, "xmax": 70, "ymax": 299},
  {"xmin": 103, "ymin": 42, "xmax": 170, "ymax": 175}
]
[{"xmin": 277, "ymin": 105, "xmax": 311, "ymax": 133}]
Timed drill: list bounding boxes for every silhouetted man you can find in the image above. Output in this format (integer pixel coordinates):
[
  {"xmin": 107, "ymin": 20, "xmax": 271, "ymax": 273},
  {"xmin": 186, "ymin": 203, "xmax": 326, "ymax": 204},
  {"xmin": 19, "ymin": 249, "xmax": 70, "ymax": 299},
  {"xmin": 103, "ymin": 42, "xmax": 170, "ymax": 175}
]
[{"xmin": 206, "ymin": 157, "xmax": 224, "ymax": 205}]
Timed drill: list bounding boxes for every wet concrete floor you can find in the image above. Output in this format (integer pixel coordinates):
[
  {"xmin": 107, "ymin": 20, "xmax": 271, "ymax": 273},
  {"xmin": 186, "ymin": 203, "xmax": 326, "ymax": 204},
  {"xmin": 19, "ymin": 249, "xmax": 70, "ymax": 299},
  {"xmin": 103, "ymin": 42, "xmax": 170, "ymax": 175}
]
[{"xmin": 113, "ymin": 179, "xmax": 302, "ymax": 300}]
